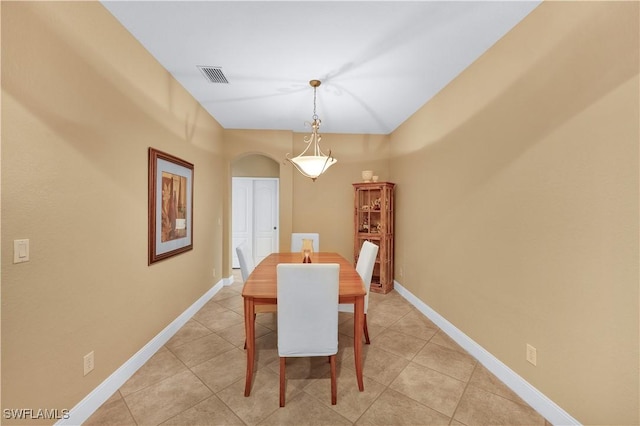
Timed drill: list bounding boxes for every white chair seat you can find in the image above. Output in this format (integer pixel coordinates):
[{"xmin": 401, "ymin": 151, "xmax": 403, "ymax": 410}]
[{"xmin": 277, "ymin": 263, "xmax": 339, "ymax": 406}]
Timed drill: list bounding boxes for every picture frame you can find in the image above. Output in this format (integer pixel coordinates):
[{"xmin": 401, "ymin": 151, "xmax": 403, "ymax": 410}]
[{"xmin": 148, "ymin": 148, "xmax": 194, "ymax": 264}]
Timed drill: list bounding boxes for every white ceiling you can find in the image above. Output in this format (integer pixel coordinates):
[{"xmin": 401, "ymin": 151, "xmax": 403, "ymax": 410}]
[{"xmin": 101, "ymin": 1, "xmax": 540, "ymax": 135}]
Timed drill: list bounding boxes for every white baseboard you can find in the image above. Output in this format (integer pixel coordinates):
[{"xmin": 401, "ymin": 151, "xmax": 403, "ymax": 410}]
[
  {"xmin": 57, "ymin": 279, "xmax": 225, "ymax": 426},
  {"xmin": 223, "ymin": 274, "xmax": 235, "ymax": 286},
  {"xmin": 393, "ymin": 280, "xmax": 581, "ymax": 426}
]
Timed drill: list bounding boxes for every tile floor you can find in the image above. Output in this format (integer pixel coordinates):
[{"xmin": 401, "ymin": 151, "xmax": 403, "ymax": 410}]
[{"xmin": 85, "ymin": 270, "xmax": 549, "ymax": 425}]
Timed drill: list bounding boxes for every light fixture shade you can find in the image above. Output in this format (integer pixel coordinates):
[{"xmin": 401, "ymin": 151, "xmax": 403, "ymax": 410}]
[{"xmin": 289, "ymin": 155, "xmax": 337, "ymax": 180}]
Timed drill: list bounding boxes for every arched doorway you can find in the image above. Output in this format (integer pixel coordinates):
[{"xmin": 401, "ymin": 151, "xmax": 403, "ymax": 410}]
[{"xmin": 231, "ymin": 154, "xmax": 280, "ymax": 268}]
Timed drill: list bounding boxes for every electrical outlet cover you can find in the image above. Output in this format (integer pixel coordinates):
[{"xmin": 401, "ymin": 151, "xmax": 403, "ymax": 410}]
[
  {"xmin": 83, "ymin": 351, "xmax": 95, "ymax": 376},
  {"xmin": 526, "ymin": 344, "xmax": 537, "ymax": 366}
]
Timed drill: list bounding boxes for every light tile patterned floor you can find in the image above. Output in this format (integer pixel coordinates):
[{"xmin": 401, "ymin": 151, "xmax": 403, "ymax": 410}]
[{"xmin": 85, "ymin": 271, "xmax": 549, "ymax": 425}]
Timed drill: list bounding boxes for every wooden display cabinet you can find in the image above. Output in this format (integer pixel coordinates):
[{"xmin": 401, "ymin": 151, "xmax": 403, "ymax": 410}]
[{"xmin": 353, "ymin": 182, "xmax": 395, "ymax": 294}]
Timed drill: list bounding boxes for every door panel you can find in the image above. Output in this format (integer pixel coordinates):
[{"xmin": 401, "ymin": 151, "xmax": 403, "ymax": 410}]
[
  {"xmin": 232, "ymin": 179, "xmax": 252, "ymax": 268},
  {"xmin": 232, "ymin": 178, "xmax": 279, "ymax": 268},
  {"xmin": 253, "ymin": 179, "xmax": 278, "ymax": 264}
]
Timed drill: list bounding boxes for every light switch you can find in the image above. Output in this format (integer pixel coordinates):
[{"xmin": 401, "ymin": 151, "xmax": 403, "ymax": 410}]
[{"xmin": 13, "ymin": 239, "xmax": 29, "ymax": 263}]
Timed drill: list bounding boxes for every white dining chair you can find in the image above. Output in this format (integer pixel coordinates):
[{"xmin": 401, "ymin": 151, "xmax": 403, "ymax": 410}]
[
  {"xmin": 290, "ymin": 233, "xmax": 320, "ymax": 252},
  {"xmin": 236, "ymin": 242, "xmax": 276, "ymax": 349},
  {"xmin": 277, "ymin": 263, "xmax": 340, "ymax": 407},
  {"xmin": 236, "ymin": 242, "xmax": 255, "ymax": 283},
  {"xmin": 338, "ymin": 240, "xmax": 379, "ymax": 344}
]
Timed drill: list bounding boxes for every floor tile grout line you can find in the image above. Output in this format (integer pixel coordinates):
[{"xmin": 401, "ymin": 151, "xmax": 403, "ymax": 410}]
[
  {"xmin": 160, "ymin": 330, "xmax": 250, "ymax": 425},
  {"xmin": 118, "ymin": 390, "xmax": 140, "ymax": 426},
  {"xmin": 361, "ymin": 309, "xmax": 475, "ymax": 422},
  {"xmin": 370, "ymin": 358, "xmax": 458, "ymax": 424},
  {"xmin": 165, "ymin": 320, "xmax": 217, "ymax": 351},
  {"xmin": 448, "ymin": 360, "xmax": 480, "ymax": 425},
  {"xmin": 335, "ymin": 310, "xmax": 461, "ymax": 423},
  {"xmin": 118, "ymin": 347, "xmax": 188, "ymax": 401},
  {"xmin": 172, "ymin": 353, "xmax": 251, "ymax": 426},
  {"xmin": 296, "ymin": 387, "xmax": 355, "ymax": 425}
]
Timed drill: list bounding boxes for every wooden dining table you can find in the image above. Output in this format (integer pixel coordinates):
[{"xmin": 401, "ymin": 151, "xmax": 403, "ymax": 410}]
[{"xmin": 241, "ymin": 251, "xmax": 366, "ymax": 397}]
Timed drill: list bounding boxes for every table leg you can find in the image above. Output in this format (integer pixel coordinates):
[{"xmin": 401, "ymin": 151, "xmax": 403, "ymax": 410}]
[
  {"xmin": 354, "ymin": 296, "xmax": 365, "ymax": 391},
  {"xmin": 244, "ymin": 298, "xmax": 255, "ymax": 396}
]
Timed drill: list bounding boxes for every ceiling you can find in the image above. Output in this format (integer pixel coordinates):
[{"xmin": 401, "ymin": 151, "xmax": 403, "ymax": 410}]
[{"xmin": 101, "ymin": 1, "xmax": 540, "ymax": 135}]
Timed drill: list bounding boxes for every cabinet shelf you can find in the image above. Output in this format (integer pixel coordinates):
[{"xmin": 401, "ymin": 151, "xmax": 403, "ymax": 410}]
[{"xmin": 353, "ymin": 181, "xmax": 395, "ymax": 294}]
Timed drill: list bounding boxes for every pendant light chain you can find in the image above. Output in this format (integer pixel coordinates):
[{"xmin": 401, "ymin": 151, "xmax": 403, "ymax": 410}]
[
  {"xmin": 312, "ymin": 84, "xmax": 319, "ymax": 121},
  {"xmin": 311, "ymin": 84, "xmax": 321, "ymax": 156}
]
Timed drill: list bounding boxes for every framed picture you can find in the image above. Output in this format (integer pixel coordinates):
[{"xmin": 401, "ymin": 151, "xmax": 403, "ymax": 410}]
[{"xmin": 148, "ymin": 148, "xmax": 194, "ymax": 264}]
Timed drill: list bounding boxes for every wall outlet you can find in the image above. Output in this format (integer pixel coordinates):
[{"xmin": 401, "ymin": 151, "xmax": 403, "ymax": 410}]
[
  {"xmin": 212, "ymin": 268, "xmax": 216, "ymax": 278},
  {"xmin": 526, "ymin": 344, "xmax": 537, "ymax": 366},
  {"xmin": 83, "ymin": 351, "xmax": 95, "ymax": 376}
]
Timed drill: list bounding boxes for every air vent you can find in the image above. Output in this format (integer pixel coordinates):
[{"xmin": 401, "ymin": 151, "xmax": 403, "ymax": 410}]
[{"xmin": 197, "ymin": 66, "xmax": 229, "ymax": 84}]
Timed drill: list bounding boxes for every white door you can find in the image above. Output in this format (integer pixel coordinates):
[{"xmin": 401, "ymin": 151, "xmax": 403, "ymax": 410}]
[
  {"xmin": 232, "ymin": 178, "xmax": 279, "ymax": 268},
  {"xmin": 253, "ymin": 179, "xmax": 278, "ymax": 264},
  {"xmin": 232, "ymin": 179, "xmax": 252, "ymax": 268}
]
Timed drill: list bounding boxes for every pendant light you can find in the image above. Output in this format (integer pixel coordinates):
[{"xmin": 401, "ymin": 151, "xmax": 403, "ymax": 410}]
[{"xmin": 286, "ymin": 80, "xmax": 337, "ymax": 181}]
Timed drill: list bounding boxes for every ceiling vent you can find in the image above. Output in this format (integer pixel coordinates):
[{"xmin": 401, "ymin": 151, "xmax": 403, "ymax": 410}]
[{"xmin": 197, "ymin": 66, "xmax": 229, "ymax": 84}]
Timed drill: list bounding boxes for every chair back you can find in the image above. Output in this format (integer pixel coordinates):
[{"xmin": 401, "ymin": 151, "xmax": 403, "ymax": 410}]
[
  {"xmin": 339, "ymin": 241, "xmax": 378, "ymax": 314},
  {"xmin": 291, "ymin": 233, "xmax": 320, "ymax": 252},
  {"xmin": 355, "ymin": 241, "xmax": 379, "ymax": 312},
  {"xmin": 236, "ymin": 242, "xmax": 255, "ymax": 282},
  {"xmin": 277, "ymin": 263, "xmax": 339, "ymax": 357}
]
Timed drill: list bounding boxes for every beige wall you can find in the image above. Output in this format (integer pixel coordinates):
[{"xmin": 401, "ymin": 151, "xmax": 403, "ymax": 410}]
[
  {"xmin": 390, "ymin": 2, "xmax": 639, "ymax": 424},
  {"xmin": 2, "ymin": 1, "xmax": 638, "ymax": 425},
  {"xmin": 1, "ymin": 2, "xmax": 226, "ymax": 421},
  {"xmin": 232, "ymin": 154, "xmax": 279, "ymax": 178}
]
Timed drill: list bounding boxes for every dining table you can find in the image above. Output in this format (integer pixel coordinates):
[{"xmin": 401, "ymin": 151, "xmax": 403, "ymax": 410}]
[{"xmin": 241, "ymin": 251, "xmax": 366, "ymax": 397}]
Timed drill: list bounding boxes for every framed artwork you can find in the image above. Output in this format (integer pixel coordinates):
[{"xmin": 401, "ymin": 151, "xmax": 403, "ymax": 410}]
[{"xmin": 148, "ymin": 148, "xmax": 194, "ymax": 264}]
